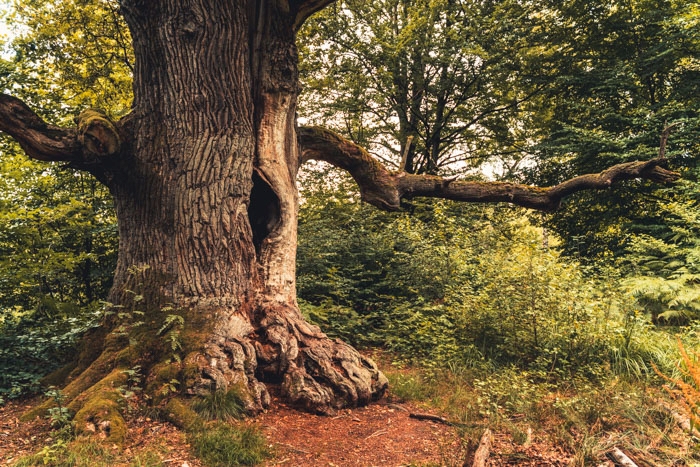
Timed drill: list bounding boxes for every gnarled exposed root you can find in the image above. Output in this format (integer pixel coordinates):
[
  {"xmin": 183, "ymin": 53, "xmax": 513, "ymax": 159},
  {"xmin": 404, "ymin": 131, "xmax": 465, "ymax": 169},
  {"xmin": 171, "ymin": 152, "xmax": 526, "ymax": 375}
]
[
  {"xmin": 281, "ymin": 338, "xmax": 388, "ymax": 414},
  {"xmin": 255, "ymin": 302, "xmax": 388, "ymax": 414},
  {"xmin": 181, "ymin": 334, "xmax": 271, "ymax": 414},
  {"xmin": 180, "ymin": 302, "xmax": 387, "ymax": 415},
  {"xmin": 25, "ymin": 301, "xmax": 387, "ymax": 435}
]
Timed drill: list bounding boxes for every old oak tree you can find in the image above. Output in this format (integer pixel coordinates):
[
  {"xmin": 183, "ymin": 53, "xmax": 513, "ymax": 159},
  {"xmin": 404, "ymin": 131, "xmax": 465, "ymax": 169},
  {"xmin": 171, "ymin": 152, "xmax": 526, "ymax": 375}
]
[{"xmin": 0, "ymin": 0, "xmax": 679, "ymax": 440}]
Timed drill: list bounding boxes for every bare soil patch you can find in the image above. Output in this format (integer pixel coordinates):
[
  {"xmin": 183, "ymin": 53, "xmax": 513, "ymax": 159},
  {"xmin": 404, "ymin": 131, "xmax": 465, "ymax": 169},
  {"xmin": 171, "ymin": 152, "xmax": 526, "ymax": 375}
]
[{"xmin": 256, "ymin": 395, "xmax": 464, "ymax": 466}]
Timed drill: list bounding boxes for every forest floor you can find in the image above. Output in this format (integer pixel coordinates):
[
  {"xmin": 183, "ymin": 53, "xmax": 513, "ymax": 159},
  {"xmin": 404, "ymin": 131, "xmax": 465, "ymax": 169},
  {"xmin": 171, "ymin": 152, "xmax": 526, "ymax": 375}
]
[
  {"xmin": 2, "ymin": 350, "xmax": 698, "ymax": 467},
  {"xmin": 0, "ymin": 390, "xmax": 577, "ymax": 467}
]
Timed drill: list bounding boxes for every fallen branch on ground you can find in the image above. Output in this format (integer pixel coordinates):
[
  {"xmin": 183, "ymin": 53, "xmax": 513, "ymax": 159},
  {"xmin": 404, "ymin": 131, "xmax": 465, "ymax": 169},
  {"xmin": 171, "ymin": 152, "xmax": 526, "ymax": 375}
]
[
  {"xmin": 409, "ymin": 413, "xmax": 451, "ymax": 425},
  {"xmin": 522, "ymin": 426, "xmax": 532, "ymax": 449},
  {"xmin": 658, "ymin": 400, "xmax": 700, "ymax": 437},
  {"xmin": 471, "ymin": 428, "xmax": 493, "ymax": 467},
  {"xmin": 365, "ymin": 429, "xmax": 388, "ymax": 440},
  {"xmin": 277, "ymin": 442, "xmax": 310, "ymax": 455},
  {"xmin": 606, "ymin": 447, "xmax": 639, "ymax": 467}
]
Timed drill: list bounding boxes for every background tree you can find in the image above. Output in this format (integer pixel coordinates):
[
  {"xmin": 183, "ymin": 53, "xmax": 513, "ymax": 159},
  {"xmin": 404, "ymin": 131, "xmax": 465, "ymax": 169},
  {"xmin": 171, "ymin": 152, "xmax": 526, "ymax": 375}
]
[
  {"xmin": 0, "ymin": 0, "xmax": 124, "ymax": 398},
  {"xmin": 515, "ymin": 0, "xmax": 700, "ymax": 322},
  {"xmin": 526, "ymin": 0, "xmax": 700, "ymax": 260},
  {"xmin": 298, "ymin": 0, "xmax": 557, "ymax": 175},
  {"xmin": 296, "ymin": 0, "xmax": 700, "ymax": 332},
  {"xmin": 0, "ymin": 0, "xmax": 683, "ymax": 441}
]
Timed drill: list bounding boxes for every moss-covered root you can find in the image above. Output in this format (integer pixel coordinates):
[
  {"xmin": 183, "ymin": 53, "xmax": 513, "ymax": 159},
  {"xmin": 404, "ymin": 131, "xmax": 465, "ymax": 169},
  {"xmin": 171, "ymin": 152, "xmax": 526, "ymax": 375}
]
[
  {"xmin": 164, "ymin": 398, "xmax": 205, "ymax": 433},
  {"xmin": 22, "ymin": 331, "xmax": 132, "ymax": 422},
  {"xmin": 69, "ymin": 368, "xmax": 129, "ymax": 444},
  {"xmin": 23, "ymin": 367, "xmax": 130, "ymax": 445}
]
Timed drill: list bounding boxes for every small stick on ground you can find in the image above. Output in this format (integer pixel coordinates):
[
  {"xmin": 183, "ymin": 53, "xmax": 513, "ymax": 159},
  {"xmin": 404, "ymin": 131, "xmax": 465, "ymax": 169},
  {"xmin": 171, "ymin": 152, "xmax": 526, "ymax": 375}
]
[
  {"xmin": 387, "ymin": 403, "xmax": 409, "ymax": 412},
  {"xmin": 277, "ymin": 443, "xmax": 310, "ymax": 455},
  {"xmin": 409, "ymin": 413, "xmax": 451, "ymax": 425},
  {"xmin": 471, "ymin": 428, "xmax": 493, "ymax": 467},
  {"xmin": 606, "ymin": 447, "xmax": 639, "ymax": 467},
  {"xmin": 365, "ymin": 429, "xmax": 388, "ymax": 440}
]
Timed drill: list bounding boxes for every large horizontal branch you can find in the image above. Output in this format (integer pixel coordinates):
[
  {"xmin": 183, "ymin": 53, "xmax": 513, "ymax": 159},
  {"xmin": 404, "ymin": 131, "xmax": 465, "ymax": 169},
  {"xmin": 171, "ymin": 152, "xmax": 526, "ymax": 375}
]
[
  {"xmin": 298, "ymin": 126, "xmax": 681, "ymax": 212},
  {"xmin": 0, "ymin": 94, "xmax": 120, "ymax": 165},
  {"xmin": 0, "ymin": 94, "xmax": 79, "ymax": 161},
  {"xmin": 292, "ymin": 0, "xmax": 336, "ymax": 30}
]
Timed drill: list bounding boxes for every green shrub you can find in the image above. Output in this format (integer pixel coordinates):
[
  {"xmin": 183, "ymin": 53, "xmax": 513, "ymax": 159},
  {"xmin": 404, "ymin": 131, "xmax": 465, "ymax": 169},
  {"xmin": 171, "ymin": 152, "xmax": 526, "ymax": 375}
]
[
  {"xmin": 0, "ymin": 304, "xmax": 101, "ymax": 399},
  {"xmin": 297, "ymin": 174, "xmax": 696, "ymax": 386},
  {"xmin": 473, "ymin": 367, "xmax": 541, "ymax": 419},
  {"xmin": 385, "ymin": 371, "xmax": 436, "ymax": 402}
]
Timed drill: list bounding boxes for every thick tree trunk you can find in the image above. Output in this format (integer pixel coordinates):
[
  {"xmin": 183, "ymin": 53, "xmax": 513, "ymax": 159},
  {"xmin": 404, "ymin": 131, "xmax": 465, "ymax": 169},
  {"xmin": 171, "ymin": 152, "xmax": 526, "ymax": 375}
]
[{"xmin": 36, "ymin": 0, "xmax": 386, "ymax": 436}]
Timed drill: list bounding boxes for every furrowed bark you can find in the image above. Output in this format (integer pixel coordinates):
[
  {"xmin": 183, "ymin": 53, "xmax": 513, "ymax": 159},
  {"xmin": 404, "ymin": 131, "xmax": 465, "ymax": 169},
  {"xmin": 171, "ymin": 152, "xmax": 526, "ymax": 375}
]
[{"xmin": 299, "ymin": 126, "xmax": 680, "ymax": 212}]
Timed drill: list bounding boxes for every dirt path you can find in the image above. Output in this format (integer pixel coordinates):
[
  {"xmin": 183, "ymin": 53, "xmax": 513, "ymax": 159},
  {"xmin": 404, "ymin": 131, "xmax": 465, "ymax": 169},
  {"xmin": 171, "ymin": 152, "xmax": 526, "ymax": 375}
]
[
  {"xmin": 0, "ymin": 396, "xmax": 465, "ymax": 466},
  {"xmin": 255, "ymin": 398, "xmax": 464, "ymax": 466}
]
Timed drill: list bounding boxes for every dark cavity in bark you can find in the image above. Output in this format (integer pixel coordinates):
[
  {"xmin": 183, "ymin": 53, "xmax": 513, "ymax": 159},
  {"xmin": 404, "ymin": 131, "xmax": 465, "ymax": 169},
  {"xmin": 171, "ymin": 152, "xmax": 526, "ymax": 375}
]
[{"xmin": 248, "ymin": 170, "xmax": 281, "ymax": 255}]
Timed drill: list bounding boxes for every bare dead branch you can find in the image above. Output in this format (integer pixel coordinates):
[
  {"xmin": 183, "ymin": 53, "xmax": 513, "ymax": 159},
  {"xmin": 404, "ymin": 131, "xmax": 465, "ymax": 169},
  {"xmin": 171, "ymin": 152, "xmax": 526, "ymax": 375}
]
[
  {"xmin": 659, "ymin": 122, "xmax": 679, "ymax": 159},
  {"xmin": 399, "ymin": 135, "xmax": 414, "ymax": 172},
  {"xmin": 409, "ymin": 413, "xmax": 451, "ymax": 425},
  {"xmin": 299, "ymin": 126, "xmax": 681, "ymax": 212}
]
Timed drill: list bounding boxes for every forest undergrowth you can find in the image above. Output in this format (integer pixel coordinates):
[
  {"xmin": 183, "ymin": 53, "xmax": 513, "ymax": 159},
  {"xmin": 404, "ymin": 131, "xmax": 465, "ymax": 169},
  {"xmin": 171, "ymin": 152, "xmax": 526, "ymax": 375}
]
[
  {"xmin": 295, "ymin": 178, "xmax": 700, "ymax": 466},
  {"xmin": 3, "ymin": 179, "xmax": 700, "ymax": 465}
]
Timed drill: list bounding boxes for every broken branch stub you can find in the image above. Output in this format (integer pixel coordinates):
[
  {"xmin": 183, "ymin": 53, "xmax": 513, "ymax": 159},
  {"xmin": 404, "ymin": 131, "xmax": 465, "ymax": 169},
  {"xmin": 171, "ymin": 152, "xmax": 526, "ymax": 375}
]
[{"xmin": 76, "ymin": 109, "xmax": 121, "ymax": 161}]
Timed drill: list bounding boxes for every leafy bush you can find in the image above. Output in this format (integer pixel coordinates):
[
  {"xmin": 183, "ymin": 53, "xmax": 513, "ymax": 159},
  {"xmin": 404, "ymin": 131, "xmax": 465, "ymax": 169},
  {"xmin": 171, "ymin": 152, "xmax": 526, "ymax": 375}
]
[
  {"xmin": 297, "ymin": 172, "xmax": 690, "ymax": 384},
  {"xmin": 0, "ymin": 304, "xmax": 101, "ymax": 399},
  {"xmin": 473, "ymin": 368, "xmax": 541, "ymax": 419},
  {"xmin": 0, "ymin": 146, "xmax": 117, "ymax": 398}
]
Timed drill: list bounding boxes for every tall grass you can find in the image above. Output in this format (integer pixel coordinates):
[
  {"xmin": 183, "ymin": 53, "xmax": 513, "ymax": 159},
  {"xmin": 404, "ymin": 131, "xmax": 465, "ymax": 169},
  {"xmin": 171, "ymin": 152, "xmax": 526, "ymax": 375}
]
[
  {"xmin": 190, "ymin": 423, "xmax": 271, "ymax": 467},
  {"xmin": 192, "ymin": 388, "xmax": 246, "ymax": 421}
]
